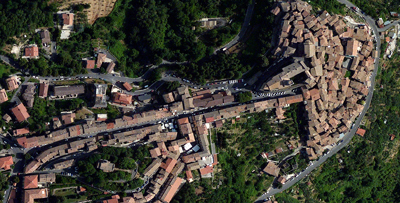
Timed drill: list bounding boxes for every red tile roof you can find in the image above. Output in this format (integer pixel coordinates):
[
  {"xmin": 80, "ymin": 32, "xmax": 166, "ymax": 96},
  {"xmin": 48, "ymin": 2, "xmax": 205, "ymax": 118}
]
[
  {"xmin": 123, "ymin": 82, "xmax": 132, "ymax": 91},
  {"xmin": 25, "ymin": 46, "xmax": 39, "ymax": 57},
  {"xmin": 11, "ymin": 103, "xmax": 30, "ymax": 122},
  {"xmin": 0, "ymin": 156, "xmax": 13, "ymax": 170},
  {"xmin": 0, "ymin": 89, "xmax": 8, "ymax": 103},
  {"xmin": 13, "ymin": 128, "xmax": 30, "ymax": 136},
  {"xmin": 160, "ymin": 158, "xmax": 177, "ymax": 173},
  {"xmin": 62, "ymin": 13, "xmax": 74, "ymax": 25},
  {"xmin": 356, "ymin": 128, "xmax": 366, "ymax": 137},
  {"xmin": 113, "ymin": 92, "xmax": 132, "ymax": 105},
  {"xmin": 161, "ymin": 177, "xmax": 183, "ymax": 203},
  {"xmin": 199, "ymin": 165, "xmax": 214, "ymax": 175},
  {"xmin": 24, "ymin": 175, "xmax": 38, "ymax": 189},
  {"xmin": 85, "ymin": 60, "xmax": 95, "ymax": 69},
  {"xmin": 38, "ymin": 83, "xmax": 49, "ymax": 98},
  {"xmin": 177, "ymin": 117, "xmax": 189, "ymax": 125}
]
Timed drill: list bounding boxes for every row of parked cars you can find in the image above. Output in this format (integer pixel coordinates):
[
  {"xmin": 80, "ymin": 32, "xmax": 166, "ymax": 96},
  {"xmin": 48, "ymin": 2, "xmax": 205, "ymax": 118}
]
[{"xmin": 254, "ymin": 91, "xmax": 286, "ymax": 98}]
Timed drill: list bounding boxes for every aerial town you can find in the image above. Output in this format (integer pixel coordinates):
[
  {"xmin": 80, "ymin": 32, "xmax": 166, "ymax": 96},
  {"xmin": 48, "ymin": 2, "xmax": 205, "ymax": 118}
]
[{"xmin": 0, "ymin": 0, "xmax": 381, "ymax": 203}]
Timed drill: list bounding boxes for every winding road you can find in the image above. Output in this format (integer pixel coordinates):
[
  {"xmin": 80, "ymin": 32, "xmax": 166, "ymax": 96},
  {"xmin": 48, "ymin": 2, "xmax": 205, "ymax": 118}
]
[{"xmin": 256, "ymin": 0, "xmax": 385, "ymax": 201}]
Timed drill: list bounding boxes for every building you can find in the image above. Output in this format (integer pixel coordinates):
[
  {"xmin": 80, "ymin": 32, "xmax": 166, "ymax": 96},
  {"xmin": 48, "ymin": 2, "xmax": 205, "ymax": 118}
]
[
  {"xmin": 53, "ymin": 85, "xmax": 85, "ymax": 98},
  {"xmin": 138, "ymin": 94, "xmax": 152, "ymax": 103},
  {"xmin": 0, "ymin": 89, "xmax": 8, "ymax": 103},
  {"xmin": 38, "ymin": 82, "xmax": 49, "ymax": 98},
  {"xmin": 62, "ymin": 13, "xmax": 74, "ymax": 25},
  {"xmin": 159, "ymin": 177, "xmax": 183, "ymax": 203},
  {"xmin": 13, "ymin": 128, "xmax": 30, "ymax": 136},
  {"xmin": 356, "ymin": 128, "xmax": 366, "ymax": 137},
  {"xmin": 97, "ymin": 160, "xmax": 115, "ymax": 172},
  {"xmin": 163, "ymin": 92, "xmax": 175, "ymax": 103},
  {"xmin": 53, "ymin": 160, "xmax": 74, "ymax": 170},
  {"xmin": 11, "ymin": 103, "xmax": 30, "ymax": 122},
  {"xmin": 160, "ymin": 158, "xmax": 177, "ymax": 173},
  {"xmin": 0, "ymin": 156, "xmax": 13, "ymax": 170},
  {"xmin": 85, "ymin": 60, "xmax": 95, "ymax": 69},
  {"xmin": 61, "ymin": 113, "xmax": 76, "ymax": 125},
  {"xmin": 40, "ymin": 30, "xmax": 51, "ymax": 45},
  {"xmin": 23, "ymin": 175, "xmax": 38, "ymax": 189},
  {"xmin": 17, "ymin": 136, "xmax": 39, "ymax": 148},
  {"xmin": 106, "ymin": 62, "xmax": 115, "ymax": 73},
  {"xmin": 2, "ymin": 114, "xmax": 11, "ymax": 123},
  {"xmin": 6, "ymin": 76, "xmax": 19, "ymax": 91},
  {"xmin": 23, "ymin": 188, "xmax": 48, "ymax": 203},
  {"xmin": 93, "ymin": 84, "xmax": 107, "ymax": 108},
  {"xmin": 143, "ymin": 158, "xmax": 162, "ymax": 177},
  {"xmin": 123, "ymin": 82, "xmax": 133, "ymax": 91},
  {"xmin": 263, "ymin": 162, "xmax": 280, "ymax": 177},
  {"xmin": 38, "ymin": 173, "xmax": 56, "ymax": 184},
  {"xmin": 97, "ymin": 53, "xmax": 107, "ymax": 68},
  {"xmin": 24, "ymin": 46, "xmax": 39, "ymax": 58},
  {"xmin": 346, "ymin": 38, "xmax": 359, "ymax": 56},
  {"xmin": 113, "ymin": 92, "xmax": 132, "ymax": 105}
]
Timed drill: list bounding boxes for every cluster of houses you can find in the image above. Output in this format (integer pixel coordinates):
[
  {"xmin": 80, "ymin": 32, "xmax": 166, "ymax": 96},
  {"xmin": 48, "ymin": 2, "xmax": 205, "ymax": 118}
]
[
  {"xmin": 259, "ymin": 0, "xmax": 377, "ymax": 183},
  {"xmin": 84, "ymin": 52, "xmax": 116, "ymax": 74}
]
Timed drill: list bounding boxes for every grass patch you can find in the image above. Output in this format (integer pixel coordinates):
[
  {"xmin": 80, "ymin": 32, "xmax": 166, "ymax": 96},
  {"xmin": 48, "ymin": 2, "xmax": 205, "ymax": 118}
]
[
  {"xmin": 28, "ymin": 78, "xmax": 40, "ymax": 83},
  {"xmin": 109, "ymin": 40, "xmax": 127, "ymax": 61}
]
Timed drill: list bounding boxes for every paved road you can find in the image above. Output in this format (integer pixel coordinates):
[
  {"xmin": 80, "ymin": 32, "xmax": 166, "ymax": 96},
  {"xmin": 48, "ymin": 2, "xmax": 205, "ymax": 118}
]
[
  {"xmin": 214, "ymin": 0, "xmax": 255, "ymax": 53},
  {"xmin": 377, "ymin": 20, "xmax": 400, "ymax": 32},
  {"xmin": 256, "ymin": 0, "xmax": 383, "ymax": 201}
]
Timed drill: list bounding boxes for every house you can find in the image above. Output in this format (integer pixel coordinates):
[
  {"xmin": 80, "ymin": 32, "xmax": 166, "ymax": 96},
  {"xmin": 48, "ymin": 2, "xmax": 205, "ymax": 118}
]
[
  {"xmin": 123, "ymin": 82, "xmax": 133, "ymax": 91},
  {"xmin": 23, "ymin": 175, "xmax": 38, "ymax": 189},
  {"xmin": 23, "ymin": 188, "xmax": 48, "ymax": 203},
  {"xmin": 199, "ymin": 165, "xmax": 214, "ymax": 178},
  {"xmin": 61, "ymin": 113, "xmax": 75, "ymax": 125},
  {"xmin": 93, "ymin": 84, "xmax": 107, "ymax": 108},
  {"xmin": 38, "ymin": 173, "xmax": 56, "ymax": 184},
  {"xmin": 0, "ymin": 89, "xmax": 8, "ymax": 103},
  {"xmin": 150, "ymin": 148, "xmax": 161, "ymax": 158},
  {"xmin": 0, "ymin": 156, "xmax": 13, "ymax": 170},
  {"xmin": 113, "ymin": 92, "xmax": 132, "ymax": 105},
  {"xmin": 160, "ymin": 158, "xmax": 177, "ymax": 173},
  {"xmin": 263, "ymin": 162, "xmax": 280, "ymax": 177},
  {"xmin": 11, "ymin": 103, "xmax": 30, "ymax": 122},
  {"xmin": 96, "ymin": 53, "xmax": 107, "ymax": 68},
  {"xmin": 2, "ymin": 114, "xmax": 11, "ymax": 123},
  {"xmin": 97, "ymin": 160, "xmax": 115, "ymax": 172},
  {"xmin": 62, "ymin": 13, "xmax": 74, "ymax": 25},
  {"xmin": 346, "ymin": 38, "xmax": 359, "ymax": 56},
  {"xmin": 53, "ymin": 160, "xmax": 74, "ymax": 170},
  {"xmin": 159, "ymin": 177, "xmax": 183, "ymax": 203},
  {"xmin": 53, "ymin": 85, "xmax": 85, "ymax": 98},
  {"xmin": 38, "ymin": 82, "xmax": 49, "ymax": 98},
  {"xmin": 84, "ymin": 60, "xmax": 95, "ymax": 69},
  {"xmin": 356, "ymin": 128, "xmax": 366, "ymax": 137},
  {"xmin": 143, "ymin": 158, "xmax": 162, "ymax": 177},
  {"xmin": 24, "ymin": 46, "xmax": 39, "ymax": 58},
  {"xmin": 40, "ymin": 30, "xmax": 51, "ymax": 45},
  {"xmin": 17, "ymin": 136, "xmax": 38, "ymax": 148},
  {"xmin": 106, "ymin": 62, "xmax": 115, "ymax": 73},
  {"xmin": 6, "ymin": 76, "xmax": 19, "ymax": 91},
  {"xmin": 13, "ymin": 128, "xmax": 30, "ymax": 136},
  {"xmin": 163, "ymin": 92, "xmax": 175, "ymax": 103},
  {"xmin": 277, "ymin": 176, "xmax": 286, "ymax": 184},
  {"xmin": 186, "ymin": 170, "xmax": 193, "ymax": 182}
]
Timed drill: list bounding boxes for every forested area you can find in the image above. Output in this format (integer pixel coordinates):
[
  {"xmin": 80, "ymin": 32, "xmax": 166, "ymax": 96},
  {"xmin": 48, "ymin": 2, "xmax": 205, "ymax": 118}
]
[
  {"xmin": 349, "ymin": 0, "xmax": 400, "ymax": 19},
  {"xmin": 308, "ymin": 0, "xmax": 345, "ymax": 15},
  {"xmin": 77, "ymin": 146, "xmax": 151, "ymax": 191},
  {"xmin": 0, "ymin": 0, "xmax": 56, "ymax": 46}
]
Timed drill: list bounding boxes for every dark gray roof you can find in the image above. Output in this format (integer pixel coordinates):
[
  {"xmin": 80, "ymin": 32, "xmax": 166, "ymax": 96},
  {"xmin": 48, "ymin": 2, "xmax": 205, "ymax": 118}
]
[{"xmin": 54, "ymin": 85, "xmax": 85, "ymax": 96}]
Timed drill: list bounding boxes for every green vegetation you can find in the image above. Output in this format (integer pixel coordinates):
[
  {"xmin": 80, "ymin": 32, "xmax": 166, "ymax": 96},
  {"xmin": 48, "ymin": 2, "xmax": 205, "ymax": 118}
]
[
  {"xmin": 0, "ymin": 63, "xmax": 17, "ymax": 79},
  {"xmin": 174, "ymin": 106, "xmax": 304, "ymax": 202},
  {"xmin": 309, "ymin": 0, "xmax": 345, "ymax": 15},
  {"xmin": 0, "ymin": 172, "xmax": 9, "ymax": 201},
  {"xmin": 236, "ymin": 92, "xmax": 252, "ymax": 103},
  {"xmin": 77, "ymin": 146, "xmax": 151, "ymax": 191},
  {"xmin": 349, "ymin": 0, "xmax": 400, "ymax": 19},
  {"xmin": 0, "ymin": 0, "xmax": 56, "ymax": 46},
  {"xmin": 91, "ymin": 104, "xmax": 121, "ymax": 120},
  {"xmin": 171, "ymin": 53, "xmax": 250, "ymax": 84}
]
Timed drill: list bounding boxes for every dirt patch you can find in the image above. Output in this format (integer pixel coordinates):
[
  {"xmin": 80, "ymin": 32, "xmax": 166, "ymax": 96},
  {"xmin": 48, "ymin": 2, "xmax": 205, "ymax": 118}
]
[{"xmin": 195, "ymin": 186, "xmax": 204, "ymax": 195}]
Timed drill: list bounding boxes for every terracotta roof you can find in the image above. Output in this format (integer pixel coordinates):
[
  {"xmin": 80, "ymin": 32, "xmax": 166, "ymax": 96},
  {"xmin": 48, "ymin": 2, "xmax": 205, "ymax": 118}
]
[
  {"xmin": 85, "ymin": 60, "xmax": 95, "ymax": 69},
  {"xmin": 263, "ymin": 162, "xmax": 280, "ymax": 177},
  {"xmin": 149, "ymin": 148, "xmax": 161, "ymax": 158},
  {"xmin": 0, "ymin": 89, "xmax": 8, "ymax": 103},
  {"xmin": 11, "ymin": 103, "xmax": 30, "ymax": 122},
  {"xmin": 13, "ymin": 128, "xmax": 30, "ymax": 136},
  {"xmin": 17, "ymin": 137, "xmax": 38, "ymax": 148},
  {"xmin": 25, "ymin": 46, "xmax": 39, "ymax": 57},
  {"xmin": 0, "ymin": 156, "xmax": 13, "ymax": 170},
  {"xmin": 106, "ymin": 62, "xmax": 115, "ymax": 73},
  {"xmin": 186, "ymin": 170, "xmax": 193, "ymax": 181},
  {"xmin": 160, "ymin": 177, "xmax": 183, "ymax": 203},
  {"xmin": 62, "ymin": 13, "xmax": 74, "ymax": 25},
  {"xmin": 113, "ymin": 92, "xmax": 132, "ymax": 105},
  {"xmin": 6, "ymin": 77, "xmax": 19, "ymax": 91},
  {"xmin": 177, "ymin": 117, "xmax": 189, "ymax": 125},
  {"xmin": 61, "ymin": 113, "xmax": 75, "ymax": 125},
  {"xmin": 160, "ymin": 158, "xmax": 177, "ymax": 173},
  {"xmin": 38, "ymin": 83, "xmax": 49, "ymax": 98},
  {"xmin": 97, "ymin": 53, "xmax": 107, "ymax": 67},
  {"xmin": 200, "ymin": 165, "xmax": 214, "ymax": 175},
  {"xmin": 356, "ymin": 128, "xmax": 366, "ymax": 136},
  {"xmin": 123, "ymin": 82, "xmax": 133, "ymax": 91},
  {"xmin": 23, "ymin": 175, "xmax": 38, "ymax": 189},
  {"xmin": 23, "ymin": 188, "xmax": 48, "ymax": 203}
]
